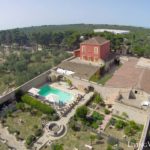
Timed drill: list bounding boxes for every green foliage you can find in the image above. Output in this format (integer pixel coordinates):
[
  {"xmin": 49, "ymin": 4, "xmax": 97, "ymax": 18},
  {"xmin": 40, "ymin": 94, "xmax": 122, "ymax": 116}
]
[
  {"xmin": 93, "ymin": 92, "xmax": 103, "ymax": 104},
  {"xmin": 26, "ymin": 135, "xmax": 36, "ymax": 146},
  {"xmin": 130, "ymin": 138, "xmax": 137, "ymax": 144},
  {"xmin": 70, "ymin": 120, "xmax": 80, "ymax": 131},
  {"xmin": 92, "ymin": 92, "xmax": 104, "ymax": 106},
  {"xmin": 109, "ymin": 118, "xmax": 116, "ymax": 126},
  {"xmin": 104, "ymin": 109, "xmax": 111, "ymax": 115},
  {"xmin": 35, "ymin": 128, "xmax": 43, "ymax": 137},
  {"xmin": 92, "ymin": 111, "xmax": 104, "ymax": 121},
  {"xmin": 51, "ymin": 143, "xmax": 64, "ymax": 150},
  {"xmin": 89, "ymin": 74, "xmax": 100, "ymax": 82},
  {"xmin": 115, "ymin": 120, "xmax": 127, "ymax": 129},
  {"xmin": 89, "ymin": 111, "xmax": 104, "ymax": 129},
  {"xmin": 65, "ymin": 78, "xmax": 72, "ymax": 87},
  {"xmin": 16, "ymin": 102, "xmax": 25, "ymax": 111},
  {"xmin": 124, "ymin": 121, "xmax": 142, "ymax": 136},
  {"xmin": 107, "ymin": 136, "xmax": 119, "ymax": 146},
  {"xmin": 15, "ymin": 89, "xmax": 24, "ymax": 101},
  {"xmin": 21, "ymin": 94, "xmax": 55, "ymax": 115},
  {"xmin": 124, "ymin": 126, "xmax": 135, "ymax": 136},
  {"xmin": 76, "ymin": 106, "xmax": 88, "ymax": 120},
  {"xmin": 90, "ymin": 134, "xmax": 96, "ymax": 145},
  {"xmin": 107, "ymin": 145, "xmax": 113, "ymax": 150},
  {"xmin": 122, "ymin": 112, "xmax": 128, "ymax": 118}
]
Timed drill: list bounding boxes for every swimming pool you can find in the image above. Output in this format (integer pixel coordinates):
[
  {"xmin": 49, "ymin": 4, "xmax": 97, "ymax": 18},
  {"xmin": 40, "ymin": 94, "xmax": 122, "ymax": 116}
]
[{"xmin": 38, "ymin": 85, "xmax": 73, "ymax": 104}]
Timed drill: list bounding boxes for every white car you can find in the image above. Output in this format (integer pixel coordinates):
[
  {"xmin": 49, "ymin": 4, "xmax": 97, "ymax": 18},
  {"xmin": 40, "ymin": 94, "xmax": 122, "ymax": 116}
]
[{"xmin": 141, "ymin": 101, "xmax": 150, "ymax": 106}]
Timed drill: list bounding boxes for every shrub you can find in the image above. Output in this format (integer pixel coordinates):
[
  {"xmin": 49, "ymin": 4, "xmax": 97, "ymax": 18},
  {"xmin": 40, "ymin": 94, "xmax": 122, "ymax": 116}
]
[
  {"xmin": 21, "ymin": 94, "xmax": 55, "ymax": 115},
  {"xmin": 107, "ymin": 145, "xmax": 113, "ymax": 150},
  {"xmin": 51, "ymin": 113, "xmax": 60, "ymax": 121},
  {"xmin": 104, "ymin": 109, "xmax": 110, "ymax": 114},
  {"xmin": 124, "ymin": 126, "xmax": 135, "ymax": 136},
  {"xmin": 92, "ymin": 111, "xmax": 104, "ymax": 121},
  {"xmin": 51, "ymin": 143, "xmax": 64, "ymax": 150},
  {"xmin": 35, "ymin": 128, "xmax": 43, "ymax": 137},
  {"xmin": 91, "ymin": 122, "xmax": 99, "ymax": 129},
  {"xmin": 97, "ymin": 134, "xmax": 103, "ymax": 140},
  {"xmin": 129, "ymin": 121, "xmax": 140, "ymax": 130},
  {"xmin": 70, "ymin": 120, "xmax": 80, "ymax": 131},
  {"xmin": 76, "ymin": 106, "xmax": 88, "ymax": 120},
  {"xmin": 115, "ymin": 120, "xmax": 127, "ymax": 129},
  {"xmin": 93, "ymin": 92, "xmax": 103, "ymax": 104},
  {"xmin": 130, "ymin": 138, "xmax": 137, "ymax": 144},
  {"xmin": 65, "ymin": 78, "xmax": 72, "ymax": 87},
  {"xmin": 26, "ymin": 135, "xmax": 36, "ymax": 146},
  {"xmin": 122, "ymin": 112, "xmax": 128, "ymax": 118},
  {"xmin": 15, "ymin": 89, "xmax": 24, "ymax": 101},
  {"xmin": 109, "ymin": 118, "xmax": 116, "ymax": 126},
  {"xmin": 16, "ymin": 102, "xmax": 25, "ymax": 111},
  {"xmin": 107, "ymin": 136, "xmax": 119, "ymax": 146}
]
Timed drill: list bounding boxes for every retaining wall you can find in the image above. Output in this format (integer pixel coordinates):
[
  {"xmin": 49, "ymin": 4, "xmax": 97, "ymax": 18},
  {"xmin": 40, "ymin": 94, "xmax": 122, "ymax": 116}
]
[{"xmin": 0, "ymin": 69, "xmax": 51, "ymax": 104}]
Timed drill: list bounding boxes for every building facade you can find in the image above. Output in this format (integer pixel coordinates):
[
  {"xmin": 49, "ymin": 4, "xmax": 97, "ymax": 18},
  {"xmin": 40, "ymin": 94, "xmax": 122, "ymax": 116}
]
[{"xmin": 74, "ymin": 36, "xmax": 110, "ymax": 62}]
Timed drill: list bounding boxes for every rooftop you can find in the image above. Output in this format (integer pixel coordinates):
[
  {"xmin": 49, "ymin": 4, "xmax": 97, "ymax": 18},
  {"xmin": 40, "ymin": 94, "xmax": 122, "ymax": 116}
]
[
  {"xmin": 106, "ymin": 57, "xmax": 150, "ymax": 94},
  {"xmin": 80, "ymin": 36, "xmax": 109, "ymax": 45},
  {"xmin": 94, "ymin": 29, "xmax": 130, "ymax": 34},
  {"xmin": 57, "ymin": 60, "xmax": 100, "ymax": 80}
]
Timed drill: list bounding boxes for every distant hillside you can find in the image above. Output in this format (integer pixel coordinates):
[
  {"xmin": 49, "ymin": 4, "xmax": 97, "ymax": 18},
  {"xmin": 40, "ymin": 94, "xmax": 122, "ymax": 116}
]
[
  {"xmin": 0, "ymin": 24, "xmax": 150, "ymax": 57},
  {"xmin": 2, "ymin": 23, "xmax": 149, "ymax": 34}
]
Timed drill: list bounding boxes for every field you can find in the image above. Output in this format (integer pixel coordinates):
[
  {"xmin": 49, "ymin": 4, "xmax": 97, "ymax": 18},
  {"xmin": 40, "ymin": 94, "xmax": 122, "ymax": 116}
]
[
  {"xmin": 41, "ymin": 128, "xmax": 134, "ymax": 150},
  {"xmin": 0, "ymin": 142, "xmax": 9, "ymax": 150},
  {"xmin": 0, "ymin": 48, "xmax": 71, "ymax": 95},
  {"xmin": 4, "ymin": 110, "xmax": 43, "ymax": 140}
]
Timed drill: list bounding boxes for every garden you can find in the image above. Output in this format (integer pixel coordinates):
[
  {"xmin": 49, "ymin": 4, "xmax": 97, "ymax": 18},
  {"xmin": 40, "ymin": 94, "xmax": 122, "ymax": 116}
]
[
  {"xmin": 105, "ymin": 117, "xmax": 143, "ymax": 145},
  {"xmin": 0, "ymin": 92, "xmax": 59, "ymax": 148},
  {"xmin": 41, "ymin": 105, "xmax": 133, "ymax": 150}
]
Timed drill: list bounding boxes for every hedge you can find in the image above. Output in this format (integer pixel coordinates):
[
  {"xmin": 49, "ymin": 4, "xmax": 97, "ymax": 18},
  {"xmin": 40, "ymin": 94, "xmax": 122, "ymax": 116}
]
[{"xmin": 21, "ymin": 94, "xmax": 55, "ymax": 115}]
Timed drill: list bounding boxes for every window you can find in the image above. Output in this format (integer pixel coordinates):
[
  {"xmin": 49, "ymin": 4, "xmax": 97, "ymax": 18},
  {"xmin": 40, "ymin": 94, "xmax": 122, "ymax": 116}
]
[
  {"xmin": 82, "ymin": 46, "xmax": 86, "ymax": 54},
  {"xmin": 94, "ymin": 47, "xmax": 98, "ymax": 54}
]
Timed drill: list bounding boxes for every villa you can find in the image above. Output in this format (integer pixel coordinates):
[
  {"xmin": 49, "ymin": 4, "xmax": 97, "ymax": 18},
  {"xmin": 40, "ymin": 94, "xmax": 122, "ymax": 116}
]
[
  {"xmin": 56, "ymin": 36, "xmax": 116, "ymax": 80},
  {"xmin": 74, "ymin": 36, "xmax": 110, "ymax": 62}
]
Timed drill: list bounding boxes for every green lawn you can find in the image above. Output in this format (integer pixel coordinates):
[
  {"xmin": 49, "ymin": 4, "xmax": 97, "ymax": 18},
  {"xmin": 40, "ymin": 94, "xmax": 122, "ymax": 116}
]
[
  {"xmin": 90, "ymin": 73, "xmax": 113, "ymax": 85},
  {"xmin": 43, "ymin": 128, "xmax": 108, "ymax": 150},
  {"xmin": 41, "ymin": 128, "xmax": 134, "ymax": 150},
  {"xmin": 4, "ymin": 110, "xmax": 43, "ymax": 140},
  {"xmin": 105, "ymin": 124, "xmax": 142, "ymax": 142},
  {"xmin": 98, "ymin": 74, "xmax": 113, "ymax": 85},
  {"xmin": 0, "ymin": 142, "xmax": 9, "ymax": 150}
]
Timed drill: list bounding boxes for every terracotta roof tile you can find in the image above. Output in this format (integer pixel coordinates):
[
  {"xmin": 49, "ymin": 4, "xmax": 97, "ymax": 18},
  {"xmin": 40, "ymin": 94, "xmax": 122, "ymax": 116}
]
[{"xmin": 81, "ymin": 36, "xmax": 109, "ymax": 45}]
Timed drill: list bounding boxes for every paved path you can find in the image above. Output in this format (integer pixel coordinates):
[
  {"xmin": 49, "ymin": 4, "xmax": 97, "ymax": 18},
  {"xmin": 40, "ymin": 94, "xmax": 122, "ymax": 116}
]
[
  {"xmin": 0, "ymin": 124, "xmax": 26, "ymax": 150},
  {"xmin": 33, "ymin": 92, "xmax": 94, "ymax": 150}
]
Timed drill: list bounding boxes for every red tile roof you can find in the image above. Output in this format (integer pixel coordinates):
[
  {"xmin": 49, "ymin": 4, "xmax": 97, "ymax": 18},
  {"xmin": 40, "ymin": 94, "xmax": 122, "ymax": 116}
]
[{"xmin": 81, "ymin": 36, "xmax": 109, "ymax": 45}]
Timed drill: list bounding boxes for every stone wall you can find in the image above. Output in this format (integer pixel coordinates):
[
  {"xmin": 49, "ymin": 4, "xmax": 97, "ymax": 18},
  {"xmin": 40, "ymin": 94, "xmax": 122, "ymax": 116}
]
[{"xmin": 0, "ymin": 69, "xmax": 51, "ymax": 104}]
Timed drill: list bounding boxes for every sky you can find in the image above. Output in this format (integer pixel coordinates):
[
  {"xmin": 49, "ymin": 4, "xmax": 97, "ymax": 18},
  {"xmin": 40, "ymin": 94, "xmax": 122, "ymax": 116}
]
[{"xmin": 0, "ymin": 0, "xmax": 149, "ymax": 30}]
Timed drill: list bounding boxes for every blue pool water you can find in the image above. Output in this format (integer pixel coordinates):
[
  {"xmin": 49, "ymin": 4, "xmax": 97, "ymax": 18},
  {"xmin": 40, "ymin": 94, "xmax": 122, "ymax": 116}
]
[{"xmin": 38, "ymin": 85, "xmax": 73, "ymax": 103}]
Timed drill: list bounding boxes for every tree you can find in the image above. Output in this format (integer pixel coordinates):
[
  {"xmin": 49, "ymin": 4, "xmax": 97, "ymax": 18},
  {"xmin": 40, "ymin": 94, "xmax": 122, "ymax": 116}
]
[
  {"xmin": 93, "ymin": 92, "xmax": 104, "ymax": 105},
  {"xmin": 76, "ymin": 106, "xmax": 88, "ymax": 120},
  {"xmin": 90, "ymin": 134, "xmax": 96, "ymax": 145},
  {"xmin": 115, "ymin": 120, "xmax": 126, "ymax": 129},
  {"xmin": 26, "ymin": 135, "xmax": 36, "ymax": 146}
]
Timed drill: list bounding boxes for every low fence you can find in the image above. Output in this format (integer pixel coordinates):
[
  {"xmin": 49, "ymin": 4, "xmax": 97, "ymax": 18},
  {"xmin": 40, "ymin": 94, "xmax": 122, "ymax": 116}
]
[{"xmin": 0, "ymin": 69, "xmax": 51, "ymax": 104}]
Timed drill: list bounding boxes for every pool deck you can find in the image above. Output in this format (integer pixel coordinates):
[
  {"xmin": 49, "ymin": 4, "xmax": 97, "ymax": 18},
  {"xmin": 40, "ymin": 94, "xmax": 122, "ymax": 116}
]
[{"xmin": 50, "ymin": 81, "xmax": 85, "ymax": 96}]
